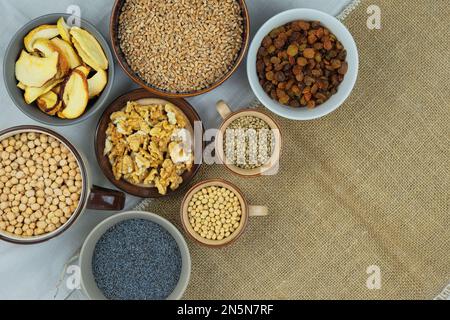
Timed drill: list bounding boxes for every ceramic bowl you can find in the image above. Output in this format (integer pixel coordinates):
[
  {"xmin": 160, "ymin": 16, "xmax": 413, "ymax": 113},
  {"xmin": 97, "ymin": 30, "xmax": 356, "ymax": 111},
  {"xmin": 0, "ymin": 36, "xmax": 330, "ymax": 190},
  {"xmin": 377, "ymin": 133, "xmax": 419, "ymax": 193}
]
[
  {"xmin": 3, "ymin": 13, "xmax": 115, "ymax": 126},
  {"xmin": 180, "ymin": 179, "xmax": 268, "ymax": 248},
  {"xmin": 247, "ymin": 8, "xmax": 359, "ymax": 120},
  {"xmin": 79, "ymin": 210, "xmax": 191, "ymax": 300},
  {"xmin": 109, "ymin": 0, "xmax": 250, "ymax": 97},
  {"xmin": 215, "ymin": 100, "xmax": 282, "ymax": 177},
  {"xmin": 95, "ymin": 89, "xmax": 204, "ymax": 198},
  {"xmin": 0, "ymin": 126, "xmax": 125, "ymax": 245}
]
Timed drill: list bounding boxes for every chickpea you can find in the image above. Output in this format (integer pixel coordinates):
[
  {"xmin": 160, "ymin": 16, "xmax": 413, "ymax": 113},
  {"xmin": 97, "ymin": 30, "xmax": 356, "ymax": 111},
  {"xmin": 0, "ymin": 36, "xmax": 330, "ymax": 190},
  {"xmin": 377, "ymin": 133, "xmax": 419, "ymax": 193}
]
[{"xmin": 45, "ymin": 224, "xmax": 56, "ymax": 232}]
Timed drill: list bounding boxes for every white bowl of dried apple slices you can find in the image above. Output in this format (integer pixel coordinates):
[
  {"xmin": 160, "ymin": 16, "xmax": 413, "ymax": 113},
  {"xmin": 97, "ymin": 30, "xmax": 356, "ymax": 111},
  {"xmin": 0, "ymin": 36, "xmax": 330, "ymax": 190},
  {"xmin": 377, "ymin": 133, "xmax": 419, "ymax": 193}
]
[{"xmin": 4, "ymin": 14, "xmax": 114, "ymax": 126}]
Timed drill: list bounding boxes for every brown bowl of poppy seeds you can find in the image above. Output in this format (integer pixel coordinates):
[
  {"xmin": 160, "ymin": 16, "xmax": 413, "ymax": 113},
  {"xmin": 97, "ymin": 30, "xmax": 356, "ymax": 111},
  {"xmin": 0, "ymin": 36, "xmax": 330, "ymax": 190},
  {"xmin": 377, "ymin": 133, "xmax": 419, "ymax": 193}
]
[{"xmin": 110, "ymin": 0, "xmax": 250, "ymax": 97}]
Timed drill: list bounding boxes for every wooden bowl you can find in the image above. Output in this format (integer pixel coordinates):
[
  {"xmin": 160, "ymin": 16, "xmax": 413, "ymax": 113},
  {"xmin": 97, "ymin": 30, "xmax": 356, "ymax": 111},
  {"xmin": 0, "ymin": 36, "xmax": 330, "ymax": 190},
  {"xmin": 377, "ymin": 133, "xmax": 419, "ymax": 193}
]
[
  {"xmin": 215, "ymin": 101, "xmax": 282, "ymax": 177},
  {"xmin": 110, "ymin": 0, "xmax": 250, "ymax": 98},
  {"xmin": 180, "ymin": 179, "xmax": 268, "ymax": 248},
  {"xmin": 95, "ymin": 89, "xmax": 204, "ymax": 198}
]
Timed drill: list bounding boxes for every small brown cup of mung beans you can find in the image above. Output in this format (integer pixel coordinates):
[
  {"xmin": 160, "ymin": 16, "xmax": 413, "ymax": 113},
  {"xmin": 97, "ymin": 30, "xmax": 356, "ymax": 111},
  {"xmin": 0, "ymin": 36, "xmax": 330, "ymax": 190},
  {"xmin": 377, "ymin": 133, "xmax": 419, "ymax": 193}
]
[
  {"xmin": 0, "ymin": 126, "xmax": 125, "ymax": 245},
  {"xmin": 215, "ymin": 100, "xmax": 282, "ymax": 177},
  {"xmin": 180, "ymin": 179, "xmax": 268, "ymax": 247}
]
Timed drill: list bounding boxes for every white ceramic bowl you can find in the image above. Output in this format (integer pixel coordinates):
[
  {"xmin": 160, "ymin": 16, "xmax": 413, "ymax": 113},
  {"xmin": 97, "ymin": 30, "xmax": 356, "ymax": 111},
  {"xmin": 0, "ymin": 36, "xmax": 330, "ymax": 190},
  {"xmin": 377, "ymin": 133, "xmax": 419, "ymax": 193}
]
[{"xmin": 247, "ymin": 9, "xmax": 359, "ymax": 120}]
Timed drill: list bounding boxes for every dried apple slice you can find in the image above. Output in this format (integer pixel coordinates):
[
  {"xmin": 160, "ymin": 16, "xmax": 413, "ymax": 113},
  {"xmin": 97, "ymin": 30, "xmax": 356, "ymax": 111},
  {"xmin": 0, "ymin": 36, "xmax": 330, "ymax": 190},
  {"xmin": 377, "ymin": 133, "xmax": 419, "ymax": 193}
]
[
  {"xmin": 24, "ymin": 25, "xmax": 59, "ymax": 52},
  {"xmin": 15, "ymin": 50, "xmax": 58, "ymax": 88},
  {"xmin": 37, "ymin": 91, "xmax": 59, "ymax": 112},
  {"xmin": 46, "ymin": 101, "xmax": 63, "ymax": 116},
  {"xmin": 72, "ymin": 38, "xmax": 102, "ymax": 71},
  {"xmin": 17, "ymin": 82, "xmax": 26, "ymax": 90},
  {"xmin": 70, "ymin": 27, "xmax": 108, "ymax": 70},
  {"xmin": 60, "ymin": 70, "xmax": 89, "ymax": 119},
  {"xmin": 57, "ymin": 110, "xmax": 66, "ymax": 119},
  {"xmin": 50, "ymin": 37, "xmax": 81, "ymax": 69},
  {"xmin": 24, "ymin": 78, "xmax": 63, "ymax": 104},
  {"xmin": 33, "ymin": 39, "xmax": 69, "ymax": 79},
  {"xmin": 87, "ymin": 69, "xmax": 107, "ymax": 98},
  {"xmin": 52, "ymin": 85, "xmax": 62, "ymax": 95},
  {"xmin": 75, "ymin": 65, "xmax": 91, "ymax": 77},
  {"xmin": 57, "ymin": 17, "xmax": 71, "ymax": 43}
]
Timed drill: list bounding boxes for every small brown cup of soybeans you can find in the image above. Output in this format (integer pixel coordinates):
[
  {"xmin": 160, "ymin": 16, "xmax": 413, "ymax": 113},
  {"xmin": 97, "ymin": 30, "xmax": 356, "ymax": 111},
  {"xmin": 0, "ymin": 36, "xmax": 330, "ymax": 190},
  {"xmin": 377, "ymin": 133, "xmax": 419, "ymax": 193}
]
[
  {"xmin": 180, "ymin": 179, "xmax": 268, "ymax": 247},
  {"xmin": 0, "ymin": 126, "xmax": 125, "ymax": 245},
  {"xmin": 215, "ymin": 100, "xmax": 282, "ymax": 177}
]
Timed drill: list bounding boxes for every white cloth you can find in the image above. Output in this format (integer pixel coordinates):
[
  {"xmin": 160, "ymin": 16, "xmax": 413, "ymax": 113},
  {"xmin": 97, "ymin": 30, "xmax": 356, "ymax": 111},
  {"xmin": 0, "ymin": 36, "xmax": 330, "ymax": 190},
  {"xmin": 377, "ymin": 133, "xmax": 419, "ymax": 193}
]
[{"xmin": 0, "ymin": 0, "xmax": 351, "ymax": 300}]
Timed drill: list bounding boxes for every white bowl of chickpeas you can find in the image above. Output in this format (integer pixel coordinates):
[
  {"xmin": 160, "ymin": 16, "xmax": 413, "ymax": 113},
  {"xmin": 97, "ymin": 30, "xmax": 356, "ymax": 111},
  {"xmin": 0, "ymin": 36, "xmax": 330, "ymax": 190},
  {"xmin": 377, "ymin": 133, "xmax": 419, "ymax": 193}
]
[{"xmin": 0, "ymin": 126, "xmax": 125, "ymax": 244}]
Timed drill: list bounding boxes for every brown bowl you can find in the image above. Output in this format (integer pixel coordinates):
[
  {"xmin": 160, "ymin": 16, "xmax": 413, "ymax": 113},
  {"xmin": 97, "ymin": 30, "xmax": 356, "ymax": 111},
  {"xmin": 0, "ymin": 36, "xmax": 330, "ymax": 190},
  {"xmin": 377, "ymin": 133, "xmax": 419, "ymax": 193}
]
[
  {"xmin": 110, "ymin": 0, "xmax": 250, "ymax": 98},
  {"xmin": 95, "ymin": 88, "xmax": 204, "ymax": 198},
  {"xmin": 180, "ymin": 179, "xmax": 268, "ymax": 248},
  {"xmin": 215, "ymin": 101, "xmax": 282, "ymax": 177},
  {"xmin": 0, "ymin": 126, "xmax": 125, "ymax": 245}
]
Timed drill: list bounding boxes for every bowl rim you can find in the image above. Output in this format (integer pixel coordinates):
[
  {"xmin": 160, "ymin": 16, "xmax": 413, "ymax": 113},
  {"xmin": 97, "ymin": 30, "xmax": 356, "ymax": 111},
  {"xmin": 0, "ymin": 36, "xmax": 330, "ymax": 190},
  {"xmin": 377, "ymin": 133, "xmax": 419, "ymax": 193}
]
[
  {"xmin": 94, "ymin": 88, "xmax": 204, "ymax": 198},
  {"xmin": 3, "ymin": 13, "xmax": 115, "ymax": 127},
  {"xmin": 109, "ymin": 0, "xmax": 250, "ymax": 98},
  {"xmin": 0, "ymin": 125, "xmax": 89, "ymax": 245},
  {"xmin": 247, "ymin": 8, "xmax": 359, "ymax": 121},
  {"xmin": 79, "ymin": 210, "xmax": 191, "ymax": 300}
]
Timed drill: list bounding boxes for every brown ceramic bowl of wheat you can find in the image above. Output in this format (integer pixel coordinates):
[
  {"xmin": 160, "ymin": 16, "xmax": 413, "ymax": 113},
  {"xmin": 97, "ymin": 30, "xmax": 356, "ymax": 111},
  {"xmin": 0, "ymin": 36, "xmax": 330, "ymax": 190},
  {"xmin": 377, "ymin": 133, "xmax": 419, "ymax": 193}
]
[{"xmin": 110, "ymin": 0, "xmax": 250, "ymax": 98}]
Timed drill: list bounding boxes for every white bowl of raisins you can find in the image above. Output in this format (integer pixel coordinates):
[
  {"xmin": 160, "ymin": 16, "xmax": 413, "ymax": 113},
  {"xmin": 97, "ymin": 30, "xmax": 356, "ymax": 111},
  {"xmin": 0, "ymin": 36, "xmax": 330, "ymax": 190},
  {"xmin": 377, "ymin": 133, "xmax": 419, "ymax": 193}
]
[{"xmin": 247, "ymin": 8, "xmax": 358, "ymax": 120}]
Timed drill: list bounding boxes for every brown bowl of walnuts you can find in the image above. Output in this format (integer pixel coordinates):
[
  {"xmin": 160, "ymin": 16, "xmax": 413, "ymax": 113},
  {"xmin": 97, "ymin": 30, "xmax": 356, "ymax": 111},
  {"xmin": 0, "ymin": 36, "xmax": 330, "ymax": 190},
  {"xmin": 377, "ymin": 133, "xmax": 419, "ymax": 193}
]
[
  {"xmin": 0, "ymin": 126, "xmax": 125, "ymax": 245},
  {"xmin": 95, "ymin": 89, "xmax": 204, "ymax": 198}
]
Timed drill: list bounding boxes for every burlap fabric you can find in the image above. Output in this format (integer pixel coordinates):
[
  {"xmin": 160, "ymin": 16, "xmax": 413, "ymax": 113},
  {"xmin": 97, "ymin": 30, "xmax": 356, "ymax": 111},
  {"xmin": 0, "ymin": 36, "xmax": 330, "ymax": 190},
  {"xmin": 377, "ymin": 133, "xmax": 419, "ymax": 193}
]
[{"xmin": 137, "ymin": 0, "xmax": 450, "ymax": 300}]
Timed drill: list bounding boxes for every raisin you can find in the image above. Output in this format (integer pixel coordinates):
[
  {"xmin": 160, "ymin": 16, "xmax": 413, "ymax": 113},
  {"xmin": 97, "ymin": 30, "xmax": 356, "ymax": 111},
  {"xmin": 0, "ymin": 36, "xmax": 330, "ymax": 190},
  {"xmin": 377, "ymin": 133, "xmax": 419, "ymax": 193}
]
[
  {"xmin": 303, "ymin": 48, "xmax": 315, "ymax": 59},
  {"xmin": 307, "ymin": 100, "xmax": 316, "ymax": 109},
  {"xmin": 289, "ymin": 99, "xmax": 301, "ymax": 108},
  {"xmin": 263, "ymin": 82, "xmax": 274, "ymax": 93},
  {"xmin": 308, "ymin": 34, "xmax": 317, "ymax": 44},
  {"xmin": 297, "ymin": 57, "xmax": 308, "ymax": 66},
  {"xmin": 287, "ymin": 44, "xmax": 299, "ymax": 57},
  {"xmin": 331, "ymin": 59, "xmax": 342, "ymax": 69},
  {"xmin": 262, "ymin": 36, "xmax": 273, "ymax": 48},
  {"xmin": 266, "ymin": 71, "xmax": 274, "ymax": 81},
  {"xmin": 279, "ymin": 95, "xmax": 290, "ymax": 105},
  {"xmin": 297, "ymin": 21, "xmax": 310, "ymax": 31},
  {"xmin": 292, "ymin": 65, "xmax": 302, "ymax": 76},
  {"xmin": 338, "ymin": 62, "xmax": 348, "ymax": 75},
  {"xmin": 258, "ymin": 47, "xmax": 268, "ymax": 57},
  {"xmin": 270, "ymin": 56, "xmax": 281, "ymax": 64},
  {"xmin": 275, "ymin": 71, "xmax": 286, "ymax": 82}
]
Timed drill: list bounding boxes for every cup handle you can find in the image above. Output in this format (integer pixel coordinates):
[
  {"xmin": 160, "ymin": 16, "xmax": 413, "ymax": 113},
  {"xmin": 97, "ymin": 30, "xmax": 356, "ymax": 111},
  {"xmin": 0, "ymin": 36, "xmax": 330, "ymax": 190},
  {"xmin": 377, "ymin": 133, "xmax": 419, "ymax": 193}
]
[
  {"xmin": 216, "ymin": 100, "xmax": 232, "ymax": 119},
  {"xmin": 87, "ymin": 185, "xmax": 126, "ymax": 211},
  {"xmin": 248, "ymin": 205, "xmax": 269, "ymax": 217}
]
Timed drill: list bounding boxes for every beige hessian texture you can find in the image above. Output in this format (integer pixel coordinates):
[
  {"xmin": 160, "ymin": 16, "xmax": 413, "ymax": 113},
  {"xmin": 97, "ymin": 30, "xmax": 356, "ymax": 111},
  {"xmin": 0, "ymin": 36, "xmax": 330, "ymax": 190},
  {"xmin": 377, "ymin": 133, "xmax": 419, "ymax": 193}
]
[{"xmin": 138, "ymin": 0, "xmax": 450, "ymax": 299}]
